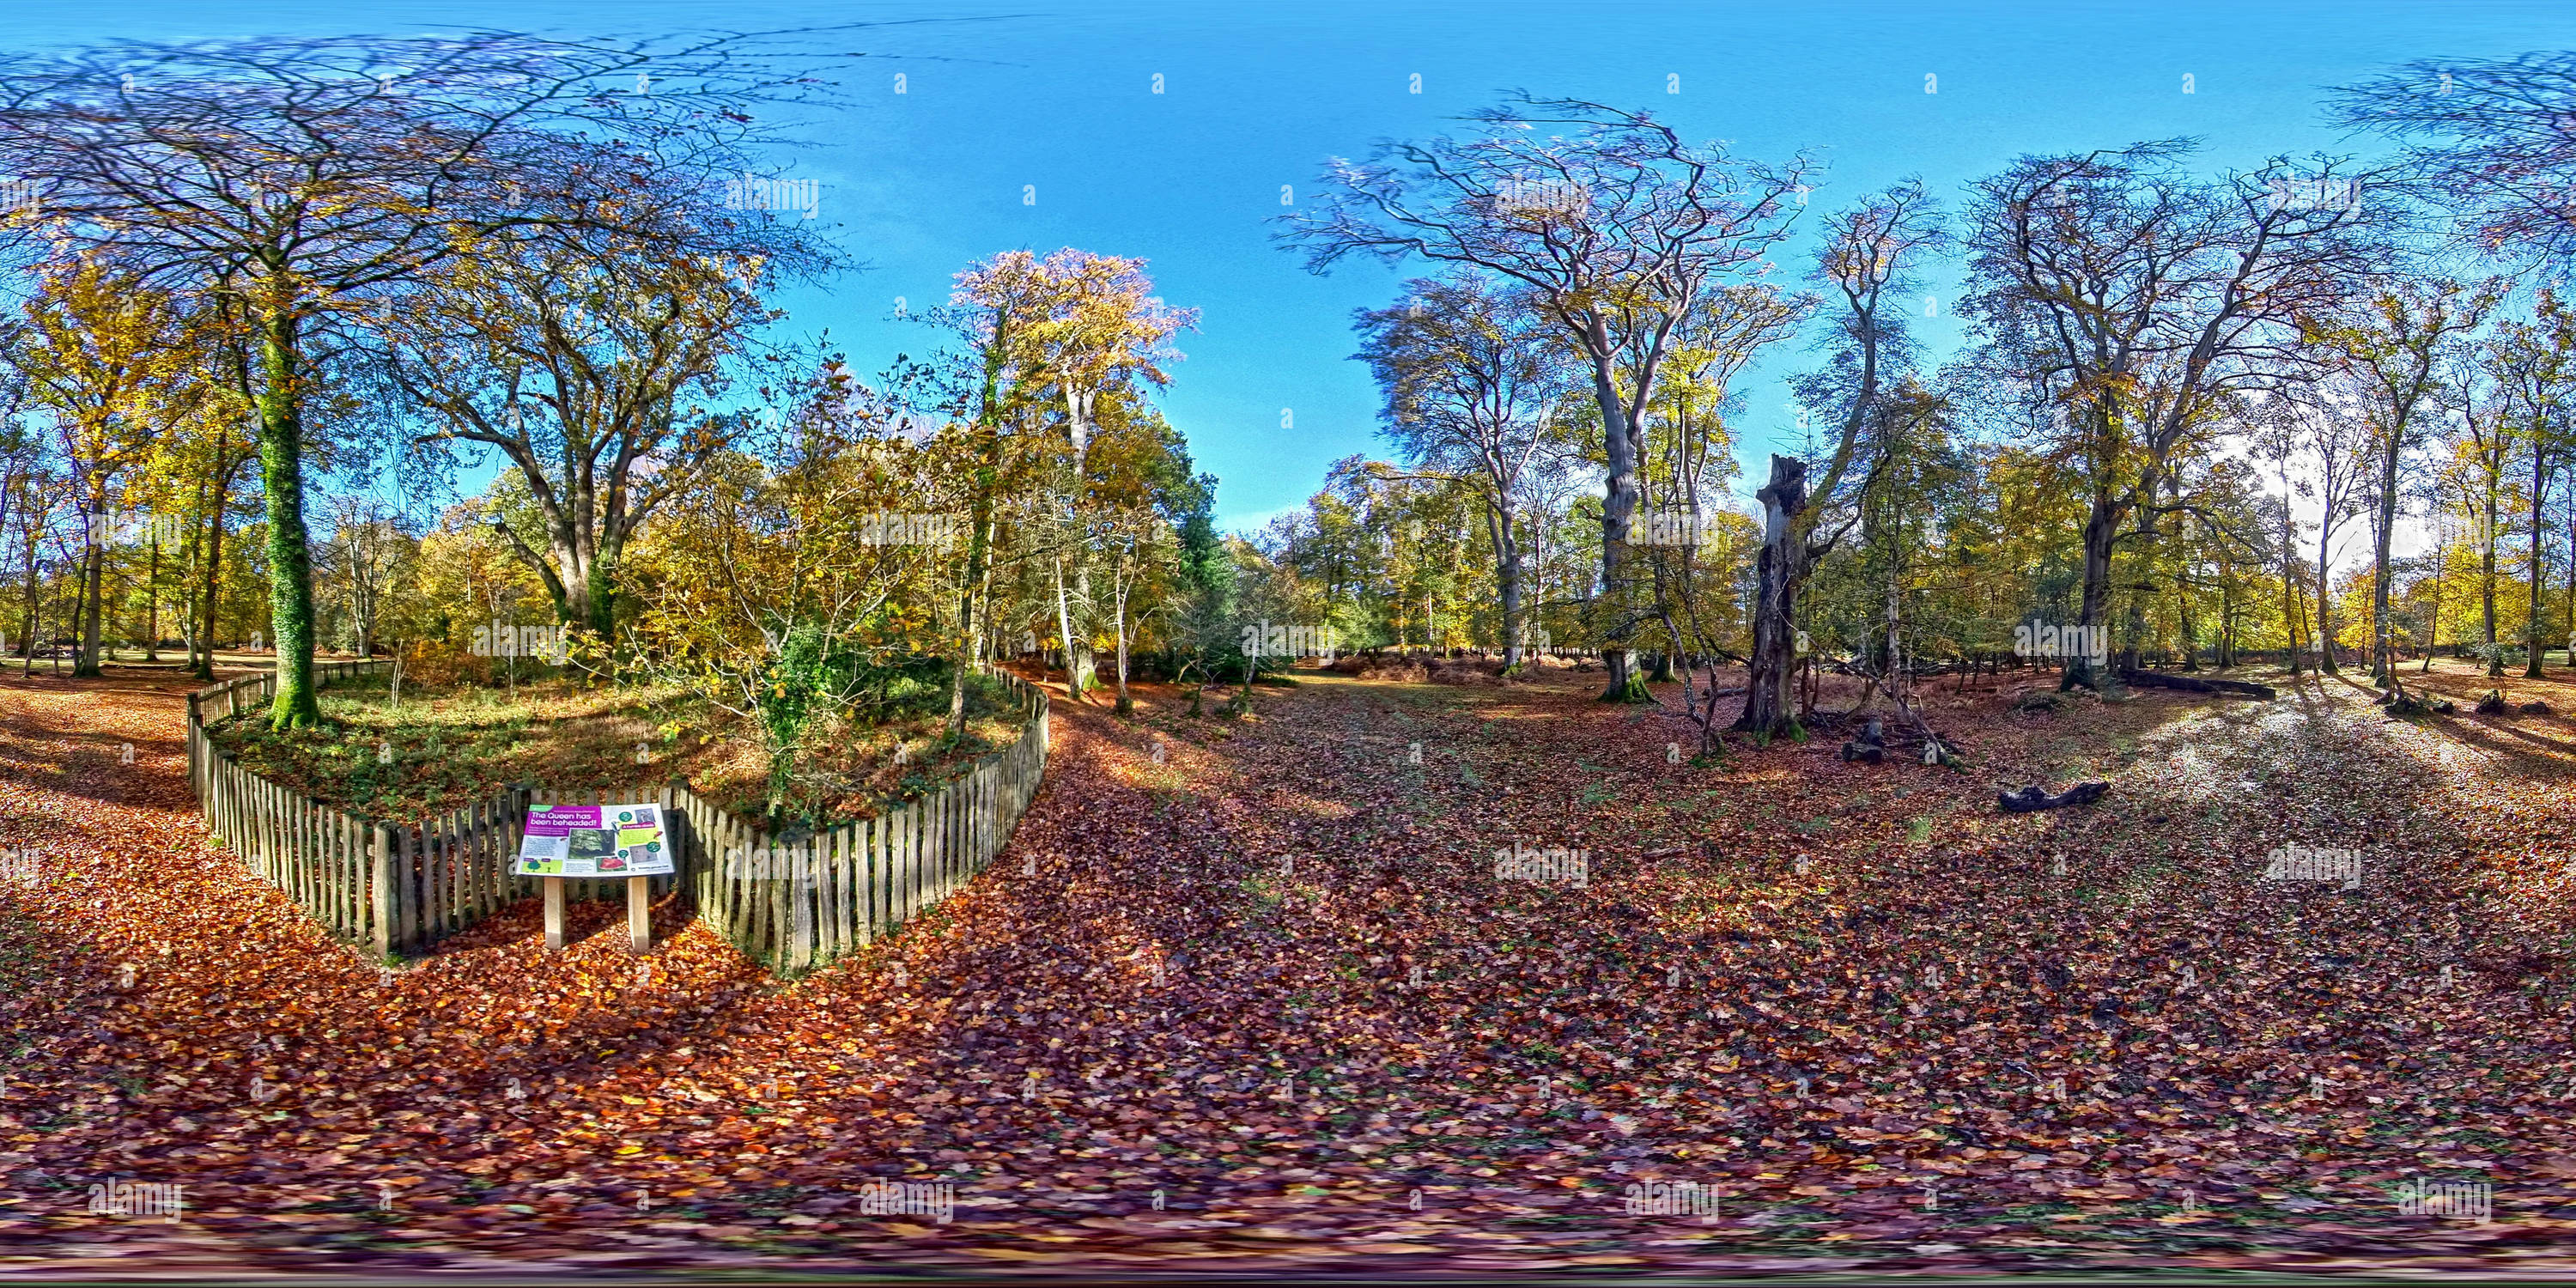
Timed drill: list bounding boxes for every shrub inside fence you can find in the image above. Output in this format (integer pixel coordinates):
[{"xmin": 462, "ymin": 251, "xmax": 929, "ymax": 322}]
[{"xmin": 186, "ymin": 661, "xmax": 1048, "ymax": 974}]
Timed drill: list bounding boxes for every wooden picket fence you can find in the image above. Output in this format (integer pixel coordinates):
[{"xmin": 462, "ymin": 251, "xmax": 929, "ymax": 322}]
[
  {"xmin": 674, "ymin": 671, "xmax": 1049, "ymax": 975},
  {"xmin": 186, "ymin": 660, "xmax": 1049, "ymax": 973}
]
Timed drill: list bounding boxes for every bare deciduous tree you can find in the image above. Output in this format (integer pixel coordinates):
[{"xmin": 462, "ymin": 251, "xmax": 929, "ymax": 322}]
[
  {"xmin": 1354, "ymin": 273, "xmax": 1573, "ymax": 671},
  {"xmin": 1962, "ymin": 143, "xmax": 2384, "ymax": 690},
  {"xmin": 0, "ymin": 29, "xmax": 841, "ymax": 723},
  {"xmin": 1282, "ymin": 93, "xmax": 1814, "ymax": 702}
]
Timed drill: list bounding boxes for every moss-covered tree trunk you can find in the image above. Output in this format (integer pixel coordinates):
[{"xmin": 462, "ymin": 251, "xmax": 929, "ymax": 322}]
[
  {"xmin": 585, "ymin": 540, "xmax": 621, "ymax": 643},
  {"xmin": 256, "ymin": 305, "xmax": 320, "ymax": 729}
]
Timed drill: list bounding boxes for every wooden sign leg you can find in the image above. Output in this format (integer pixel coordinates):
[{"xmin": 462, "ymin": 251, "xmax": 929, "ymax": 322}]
[
  {"xmin": 544, "ymin": 876, "xmax": 566, "ymax": 951},
  {"xmin": 627, "ymin": 875, "xmax": 651, "ymax": 954}
]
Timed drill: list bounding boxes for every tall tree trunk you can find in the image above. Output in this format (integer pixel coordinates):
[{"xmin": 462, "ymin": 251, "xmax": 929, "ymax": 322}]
[
  {"xmin": 947, "ymin": 501, "xmax": 992, "ymax": 740},
  {"xmin": 1112, "ymin": 563, "xmax": 1133, "ymax": 718},
  {"xmin": 2068, "ymin": 494, "xmax": 2118, "ymax": 691},
  {"xmin": 76, "ymin": 488, "xmax": 105, "ymax": 677},
  {"xmin": 2526, "ymin": 447, "xmax": 2550, "ymax": 678},
  {"xmin": 143, "ymin": 533, "xmax": 161, "ymax": 663},
  {"xmin": 256, "ymin": 305, "xmax": 322, "ymax": 729},
  {"xmin": 197, "ymin": 488, "xmax": 228, "ymax": 683},
  {"xmin": 2424, "ymin": 529, "xmax": 2448, "ymax": 674},
  {"xmin": 1589, "ymin": 342, "xmax": 1644, "ymax": 702},
  {"xmin": 948, "ymin": 315, "xmax": 1009, "ymax": 741},
  {"xmin": 2176, "ymin": 548, "xmax": 2200, "ymax": 671},
  {"xmin": 586, "ymin": 537, "xmax": 622, "ymax": 644},
  {"xmin": 2370, "ymin": 425, "xmax": 2405, "ymax": 686},
  {"xmin": 2564, "ymin": 509, "xmax": 2576, "ymax": 670},
  {"xmin": 18, "ymin": 535, "xmax": 36, "ymax": 678},
  {"xmin": 1054, "ymin": 556, "xmax": 1082, "ymax": 699},
  {"xmin": 1492, "ymin": 498, "xmax": 1522, "ymax": 671},
  {"xmin": 1735, "ymin": 455, "xmax": 1807, "ymax": 738},
  {"xmin": 2315, "ymin": 521, "xmax": 2338, "ymax": 676},
  {"xmin": 185, "ymin": 469, "xmax": 210, "ymax": 676},
  {"xmin": 2481, "ymin": 492, "xmax": 2500, "ymax": 678},
  {"xmin": 2280, "ymin": 495, "xmax": 2304, "ymax": 678},
  {"xmin": 2216, "ymin": 575, "xmax": 2233, "ymax": 669},
  {"xmin": 1069, "ymin": 562, "xmax": 1097, "ymax": 696},
  {"xmin": 1884, "ymin": 523, "xmax": 1905, "ymax": 709}
]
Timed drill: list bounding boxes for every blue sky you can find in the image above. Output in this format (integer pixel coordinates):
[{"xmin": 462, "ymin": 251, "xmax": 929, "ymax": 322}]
[{"xmin": 15, "ymin": 0, "xmax": 2576, "ymax": 533}]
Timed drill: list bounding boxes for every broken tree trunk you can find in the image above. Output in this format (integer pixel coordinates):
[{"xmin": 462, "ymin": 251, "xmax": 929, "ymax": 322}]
[
  {"xmin": 1997, "ymin": 781, "xmax": 2110, "ymax": 814},
  {"xmin": 2117, "ymin": 668, "xmax": 2275, "ymax": 700},
  {"xmin": 1839, "ymin": 715, "xmax": 1886, "ymax": 764}
]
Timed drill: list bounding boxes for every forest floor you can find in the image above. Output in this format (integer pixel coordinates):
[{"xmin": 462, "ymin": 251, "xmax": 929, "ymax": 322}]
[{"xmin": 1, "ymin": 655, "xmax": 2573, "ymax": 1279}]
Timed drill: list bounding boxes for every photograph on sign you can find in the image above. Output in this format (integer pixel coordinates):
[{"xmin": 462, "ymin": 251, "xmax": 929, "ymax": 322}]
[{"xmin": 514, "ymin": 804, "xmax": 673, "ymax": 877}]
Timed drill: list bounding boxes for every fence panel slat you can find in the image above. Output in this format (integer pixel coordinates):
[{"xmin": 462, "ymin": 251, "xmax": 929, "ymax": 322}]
[
  {"xmin": 448, "ymin": 804, "xmax": 466, "ymax": 933},
  {"xmin": 793, "ymin": 840, "xmax": 814, "ymax": 974},
  {"xmin": 942, "ymin": 775, "xmax": 957, "ymax": 897},
  {"xmin": 817, "ymin": 828, "xmax": 838, "ymax": 964},
  {"xmin": 731, "ymin": 810, "xmax": 748, "ymax": 945},
  {"xmin": 327, "ymin": 808, "xmax": 343, "ymax": 937},
  {"xmin": 835, "ymin": 822, "xmax": 856, "ymax": 957},
  {"xmin": 897, "ymin": 793, "xmax": 912, "ymax": 932},
  {"xmin": 936, "ymin": 781, "xmax": 952, "ymax": 902},
  {"xmin": 469, "ymin": 796, "xmax": 487, "ymax": 923},
  {"xmin": 289, "ymin": 794, "xmax": 304, "ymax": 908},
  {"xmin": 406, "ymin": 823, "xmax": 427, "ymax": 951},
  {"xmin": 907, "ymin": 799, "xmax": 926, "ymax": 926}
]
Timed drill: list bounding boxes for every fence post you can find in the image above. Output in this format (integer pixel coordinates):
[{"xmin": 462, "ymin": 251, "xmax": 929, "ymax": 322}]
[
  {"xmin": 628, "ymin": 875, "xmax": 651, "ymax": 954},
  {"xmin": 369, "ymin": 824, "xmax": 395, "ymax": 960},
  {"xmin": 544, "ymin": 876, "xmax": 566, "ymax": 950}
]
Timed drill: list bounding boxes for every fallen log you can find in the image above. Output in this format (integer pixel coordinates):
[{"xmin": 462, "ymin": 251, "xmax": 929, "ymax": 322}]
[
  {"xmin": 2382, "ymin": 688, "xmax": 2455, "ymax": 716},
  {"xmin": 1997, "ymin": 781, "xmax": 2110, "ymax": 814},
  {"xmin": 2117, "ymin": 668, "xmax": 2275, "ymax": 700}
]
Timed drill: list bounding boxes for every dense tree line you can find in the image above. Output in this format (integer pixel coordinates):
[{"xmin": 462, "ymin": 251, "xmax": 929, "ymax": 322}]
[
  {"xmin": 0, "ymin": 32, "xmax": 1229, "ymax": 775},
  {"xmin": 8, "ymin": 33, "xmax": 2576, "ymax": 770},
  {"xmin": 1250, "ymin": 64, "xmax": 2576, "ymax": 744}
]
